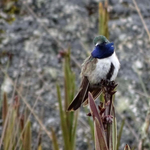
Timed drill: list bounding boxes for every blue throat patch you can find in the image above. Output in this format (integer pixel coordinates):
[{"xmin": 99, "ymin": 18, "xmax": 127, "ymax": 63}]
[{"xmin": 91, "ymin": 42, "xmax": 114, "ymax": 59}]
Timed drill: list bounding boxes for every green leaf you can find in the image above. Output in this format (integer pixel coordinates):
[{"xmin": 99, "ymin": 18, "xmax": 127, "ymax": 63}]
[
  {"xmin": 56, "ymin": 84, "xmax": 70, "ymax": 149},
  {"xmin": 98, "ymin": 2, "xmax": 109, "ymax": 38},
  {"xmin": 38, "ymin": 145, "xmax": 42, "ymax": 150},
  {"xmin": 71, "ymin": 111, "xmax": 78, "ymax": 149},
  {"xmin": 112, "ymin": 106, "xmax": 117, "ymax": 150},
  {"xmin": 85, "ymin": 107, "xmax": 94, "ymax": 141},
  {"xmin": 4, "ymin": 108, "xmax": 17, "ymax": 150},
  {"xmin": 51, "ymin": 128, "xmax": 59, "ymax": 150},
  {"xmin": 23, "ymin": 121, "xmax": 31, "ymax": 150},
  {"xmin": 117, "ymin": 119, "xmax": 125, "ymax": 150},
  {"xmin": 2, "ymin": 92, "xmax": 8, "ymax": 124},
  {"xmin": 56, "ymin": 48, "xmax": 78, "ymax": 150}
]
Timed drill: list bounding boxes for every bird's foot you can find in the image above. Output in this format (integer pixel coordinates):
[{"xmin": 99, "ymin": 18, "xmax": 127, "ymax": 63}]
[
  {"xmin": 100, "ymin": 79, "xmax": 117, "ymax": 90},
  {"xmin": 100, "ymin": 79, "xmax": 114, "ymax": 86}
]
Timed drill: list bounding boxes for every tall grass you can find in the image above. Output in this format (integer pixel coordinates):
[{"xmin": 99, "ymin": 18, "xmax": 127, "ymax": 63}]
[
  {"xmin": 54, "ymin": 48, "xmax": 78, "ymax": 150},
  {"xmin": 98, "ymin": 2, "xmax": 109, "ymax": 38},
  {"xmin": 0, "ymin": 93, "xmax": 32, "ymax": 150}
]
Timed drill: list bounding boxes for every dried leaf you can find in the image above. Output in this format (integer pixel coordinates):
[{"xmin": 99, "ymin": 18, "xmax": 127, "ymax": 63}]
[
  {"xmin": 94, "ymin": 118, "xmax": 108, "ymax": 150},
  {"xmin": 88, "ymin": 92, "xmax": 108, "ymax": 150},
  {"xmin": 88, "ymin": 92, "xmax": 104, "ymax": 130}
]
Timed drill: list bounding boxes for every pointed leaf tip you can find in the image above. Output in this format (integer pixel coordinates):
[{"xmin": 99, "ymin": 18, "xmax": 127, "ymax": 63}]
[
  {"xmin": 88, "ymin": 92, "xmax": 103, "ymax": 127},
  {"xmin": 124, "ymin": 144, "xmax": 131, "ymax": 150}
]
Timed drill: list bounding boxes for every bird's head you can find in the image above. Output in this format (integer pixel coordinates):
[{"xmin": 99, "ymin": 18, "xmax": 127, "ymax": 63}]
[
  {"xmin": 92, "ymin": 35, "xmax": 114, "ymax": 59},
  {"xmin": 93, "ymin": 35, "xmax": 110, "ymax": 46}
]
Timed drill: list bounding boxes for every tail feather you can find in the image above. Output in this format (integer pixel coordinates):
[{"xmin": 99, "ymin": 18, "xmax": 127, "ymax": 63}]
[
  {"xmin": 67, "ymin": 89, "xmax": 85, "ymax": 111},
  {"xmin": 67, "ymin": 76, "xmax": 89, "ymax": 111}
]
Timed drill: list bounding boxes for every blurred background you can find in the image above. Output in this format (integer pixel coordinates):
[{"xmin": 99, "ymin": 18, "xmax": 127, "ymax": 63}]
[{"xmin": 0, "ymin": 0, "xmax": 150, "ymax": 149}]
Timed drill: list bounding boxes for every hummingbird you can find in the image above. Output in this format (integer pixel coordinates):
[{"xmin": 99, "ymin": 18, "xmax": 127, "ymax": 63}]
[{"xmin": 67, "ymin": 35, "xmax": 120, "ymax": 111}]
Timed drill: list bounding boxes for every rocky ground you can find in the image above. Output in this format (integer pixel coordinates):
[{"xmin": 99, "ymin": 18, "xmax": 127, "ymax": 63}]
[{"xmin": 0, "ymin": 0, "xmax": 150, "ymax": 149}]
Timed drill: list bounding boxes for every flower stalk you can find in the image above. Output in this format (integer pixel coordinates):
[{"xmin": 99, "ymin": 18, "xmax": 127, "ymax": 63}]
[{"xmin": 88, "ymin": 80, "xmax": 118, "ymax": 150}]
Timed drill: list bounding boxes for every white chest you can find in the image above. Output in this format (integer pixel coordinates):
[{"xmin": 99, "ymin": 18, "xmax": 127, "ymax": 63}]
[{"xmin": 88, "ymin": 52, "xmax": 120, "ymax": 84}]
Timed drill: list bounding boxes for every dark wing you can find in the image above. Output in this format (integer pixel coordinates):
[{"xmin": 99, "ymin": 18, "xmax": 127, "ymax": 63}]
[
  {"xmin": 83, "ymin": 86, "xmax": 102, "ymax": 106},
  {"xmin": 67, "ymin": 56, "xmax": 101, "ymax": 111},
  {"xmin": 67, "ymin": 76, "xmax": 89, "ymax": 111}
]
